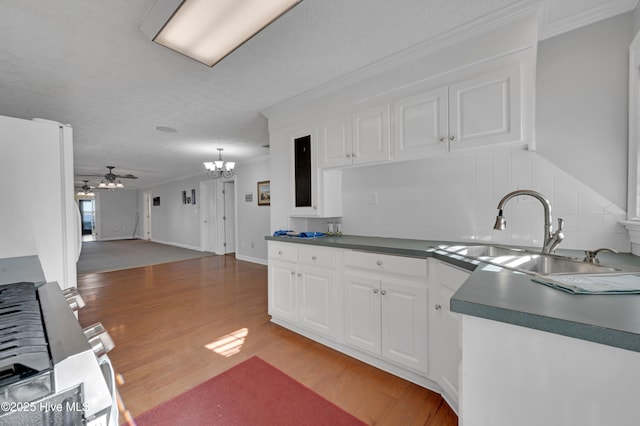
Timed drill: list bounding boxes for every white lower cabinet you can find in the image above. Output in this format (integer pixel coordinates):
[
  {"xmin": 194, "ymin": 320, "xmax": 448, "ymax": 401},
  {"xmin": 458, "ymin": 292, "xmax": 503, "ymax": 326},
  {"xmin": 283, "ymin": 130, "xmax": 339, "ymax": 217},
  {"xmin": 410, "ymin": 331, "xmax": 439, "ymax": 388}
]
[
  {"xmin": 267, "ymin": 241, "xmax": 471, "ymax": 413},
  {"xmin": 297, "ymin": 265, "xmax": 335, "ymax": 337},
  {"xmin": 268, "ymin": 259, "xmax": 298, "ymax": 323},
  {"xmin": 268, "ymin": 242, "xmax": 337, "ymax": 340},
  {"xmin": 429, "ymin": 259, "xmax": 471, "ymax": 410},
  {"xmin": 343, "ymin": 251, "xmax": 429, "ymax": 374}
]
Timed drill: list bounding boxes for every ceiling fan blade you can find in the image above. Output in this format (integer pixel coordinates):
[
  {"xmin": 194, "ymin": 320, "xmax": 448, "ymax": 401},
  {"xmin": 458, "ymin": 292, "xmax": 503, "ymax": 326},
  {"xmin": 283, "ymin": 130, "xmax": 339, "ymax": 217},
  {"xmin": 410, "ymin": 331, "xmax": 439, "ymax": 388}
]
[
  {"xmin": 76, "ymin": 173, "xmax": 108, "ymax": 177},
  {"xmin": 114, "ymin": 174, "xmax": 138, "ymax": 179}
]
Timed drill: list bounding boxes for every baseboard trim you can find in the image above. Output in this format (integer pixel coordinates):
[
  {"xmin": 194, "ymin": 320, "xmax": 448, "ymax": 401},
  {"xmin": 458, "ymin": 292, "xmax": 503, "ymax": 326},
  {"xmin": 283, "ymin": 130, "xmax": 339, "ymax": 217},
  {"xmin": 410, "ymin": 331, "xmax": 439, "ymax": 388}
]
[
  {"xmin": 235, "ymin": 254, "xmax": 268, "ymax": 265},
  {"xmin": 149, "ymin": 239, "xmax": 202, "ymax": 252}
]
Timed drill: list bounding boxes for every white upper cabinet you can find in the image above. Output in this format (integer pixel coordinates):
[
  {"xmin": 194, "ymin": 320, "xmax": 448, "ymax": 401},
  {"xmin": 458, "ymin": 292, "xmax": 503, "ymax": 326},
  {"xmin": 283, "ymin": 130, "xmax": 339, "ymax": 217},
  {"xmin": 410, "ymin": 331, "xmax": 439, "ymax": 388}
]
[
  {"xmin": 319, "ymin": 116, "xmax": 353, "ymax": 168},
  {"xmin": 393, "ymin": 67, "xmax": 522, "ymax": 159},
  {"xmin": 448, "ymin": 67, "xmax": 521, "ymax": 151},
  {"xmin": 393, "ymin": 86, "xmax": 449, "ymax": 159},
  {"xmin": 290, "ymin": 124, "xmax": 342, "ymax": 217},
  {"xmin": 352, "ymin": 104, "xmax": 391, "ymax": 165},
  {"xmin": 319, "ymin": 104, "xmax": 391, "ymax": 168}
]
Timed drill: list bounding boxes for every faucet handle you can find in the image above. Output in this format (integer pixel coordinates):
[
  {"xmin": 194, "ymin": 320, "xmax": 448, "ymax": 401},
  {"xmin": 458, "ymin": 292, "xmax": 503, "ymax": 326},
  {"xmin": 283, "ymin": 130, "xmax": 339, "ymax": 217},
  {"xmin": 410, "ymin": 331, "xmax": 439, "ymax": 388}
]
[
  {"xmin": 556, "ymin": 218, "xmax": 564, "ymax": 231},
  {"xmin": 583, "ymin": 247, "xmax": 618, "ymax": 264}
]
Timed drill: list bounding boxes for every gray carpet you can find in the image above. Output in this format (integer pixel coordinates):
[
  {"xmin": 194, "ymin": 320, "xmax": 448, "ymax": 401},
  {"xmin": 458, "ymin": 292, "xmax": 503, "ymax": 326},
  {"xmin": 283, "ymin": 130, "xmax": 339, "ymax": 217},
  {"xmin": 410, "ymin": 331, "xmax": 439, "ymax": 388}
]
[{"xmin": 77, "ymin": 239, "xmax": 214, "ymax": 274}]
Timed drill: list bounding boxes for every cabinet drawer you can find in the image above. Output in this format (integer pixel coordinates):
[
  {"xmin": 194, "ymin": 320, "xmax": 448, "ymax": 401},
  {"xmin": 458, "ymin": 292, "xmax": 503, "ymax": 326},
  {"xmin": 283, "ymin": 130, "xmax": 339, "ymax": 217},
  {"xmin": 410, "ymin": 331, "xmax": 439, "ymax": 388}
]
[
  {"xmin": 344, "ymin": 250, "xmax": 427, "ymax": 278},
  {"xmin": 298, "ymin": 247, "xmax": 335, "ymax": 268},
  {"xmin": 438, "ymin": 261, "xmax": 471, "ymax": 292},
  {"xmin": 268, "ymin": 243, "xmax": 298, "ymax": 262}
]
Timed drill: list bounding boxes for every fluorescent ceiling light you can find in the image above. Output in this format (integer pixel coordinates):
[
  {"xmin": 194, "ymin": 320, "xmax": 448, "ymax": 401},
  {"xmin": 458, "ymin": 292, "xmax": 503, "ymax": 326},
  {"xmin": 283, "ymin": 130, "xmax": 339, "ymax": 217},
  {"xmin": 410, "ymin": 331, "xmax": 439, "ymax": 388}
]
[{"xmin": 152, "ymin": 0, "xmax": 302, "ymax": 67}]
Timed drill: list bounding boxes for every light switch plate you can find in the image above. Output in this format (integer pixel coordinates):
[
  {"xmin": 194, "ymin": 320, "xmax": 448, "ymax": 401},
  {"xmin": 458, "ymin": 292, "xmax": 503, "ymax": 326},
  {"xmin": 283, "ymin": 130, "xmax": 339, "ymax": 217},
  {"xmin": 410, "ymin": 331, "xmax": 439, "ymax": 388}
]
[{"xmin": 369, "ymin": 192, "xmax": 378, "ymax": 205}]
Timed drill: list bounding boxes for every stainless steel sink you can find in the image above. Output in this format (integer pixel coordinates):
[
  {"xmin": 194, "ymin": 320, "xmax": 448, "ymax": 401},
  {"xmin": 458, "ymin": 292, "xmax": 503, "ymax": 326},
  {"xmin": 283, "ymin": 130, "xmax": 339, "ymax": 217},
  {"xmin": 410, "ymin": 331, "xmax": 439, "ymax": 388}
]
[{"xmin": 436, "ymin": 244, "xmax": 620, "ymax": 276}]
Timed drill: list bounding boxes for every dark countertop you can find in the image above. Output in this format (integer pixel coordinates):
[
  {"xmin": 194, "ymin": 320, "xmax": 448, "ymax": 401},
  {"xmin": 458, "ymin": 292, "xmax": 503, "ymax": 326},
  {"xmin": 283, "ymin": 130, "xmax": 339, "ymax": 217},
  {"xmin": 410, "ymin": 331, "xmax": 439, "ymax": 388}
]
[
  {"xmin": 0, "ymin": 255, "xmax": 46, "ymax": 285},
  {"xmin": 266, "ymin": 234, "xmax": 640, "ymax": 352}
]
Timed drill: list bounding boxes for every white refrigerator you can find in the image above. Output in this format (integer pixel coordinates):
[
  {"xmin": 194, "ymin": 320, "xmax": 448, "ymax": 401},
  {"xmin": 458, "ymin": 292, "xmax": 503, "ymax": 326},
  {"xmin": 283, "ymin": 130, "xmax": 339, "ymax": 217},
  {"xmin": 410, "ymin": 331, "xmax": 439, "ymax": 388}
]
[{"xmin": 0, "ymin": 114, "xmax": 78, "ymax": 289}]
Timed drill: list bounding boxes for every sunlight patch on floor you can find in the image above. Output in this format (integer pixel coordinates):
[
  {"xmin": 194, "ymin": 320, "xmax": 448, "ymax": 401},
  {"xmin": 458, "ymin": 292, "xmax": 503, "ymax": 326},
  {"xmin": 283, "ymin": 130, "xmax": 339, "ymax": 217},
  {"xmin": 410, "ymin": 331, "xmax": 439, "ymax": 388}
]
[{"xmin": 205, "ymin": 328, "xmax": 249, "ymax": 357}]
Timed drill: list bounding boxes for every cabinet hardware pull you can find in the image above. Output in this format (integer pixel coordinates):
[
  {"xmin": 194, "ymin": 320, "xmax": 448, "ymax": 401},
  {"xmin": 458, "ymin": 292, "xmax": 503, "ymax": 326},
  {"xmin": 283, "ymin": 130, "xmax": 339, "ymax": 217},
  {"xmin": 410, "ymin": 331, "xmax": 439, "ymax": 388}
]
[
  {"xmin": 381, "ymin": 290, "xmax": 387, "ymax": 295},
  {"xmin": 376, "ymin": 260, "xmax": 382, "ymax": 266},
  {"xmin": 346, "ymin": 153, "xmax": 351, "ymax": 158},
  {"xmin": 373, "ymin": 288, "xmax": 379, "ymax": 294},
  {"xmin": 278, "ymin": 250, "xmax": 283, "ymax": 255},
  {"xmin": 439, "ymin": 137, "xmax": 445, "ymax": 142},
  {"xmin": 312, "ymin": 256, "xmax": 317, "ymax": 261},
  {"xmin": 435, "ymin": 304, "xmax": 442, "ymax": 310},
  {"xmin": 290, "ymin": 271, "xmax": 295, "ymax": 276},
  {"xmin": 449, "ymin": 135, "xmax": 455, "ymax": 141},
  {"xmin": 297, "ymin": 273, "xmax": 302, "ymax": 277}
]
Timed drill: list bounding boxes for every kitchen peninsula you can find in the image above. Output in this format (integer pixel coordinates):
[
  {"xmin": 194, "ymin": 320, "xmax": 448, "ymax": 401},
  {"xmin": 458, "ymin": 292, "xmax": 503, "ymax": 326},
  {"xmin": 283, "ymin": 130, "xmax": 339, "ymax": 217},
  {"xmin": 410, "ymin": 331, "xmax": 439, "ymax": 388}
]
[{"xmin": 266, "ymin": 234, "xmax": 640, "ymax": 426}]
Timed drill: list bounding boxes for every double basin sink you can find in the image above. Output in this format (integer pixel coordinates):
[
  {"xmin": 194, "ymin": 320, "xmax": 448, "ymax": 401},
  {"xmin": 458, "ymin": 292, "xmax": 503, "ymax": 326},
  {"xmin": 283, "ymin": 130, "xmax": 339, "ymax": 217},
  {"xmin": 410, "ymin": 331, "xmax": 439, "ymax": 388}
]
[{"xmin": 436, "ymin": 244, "xmax": 620, "ymax": 276}]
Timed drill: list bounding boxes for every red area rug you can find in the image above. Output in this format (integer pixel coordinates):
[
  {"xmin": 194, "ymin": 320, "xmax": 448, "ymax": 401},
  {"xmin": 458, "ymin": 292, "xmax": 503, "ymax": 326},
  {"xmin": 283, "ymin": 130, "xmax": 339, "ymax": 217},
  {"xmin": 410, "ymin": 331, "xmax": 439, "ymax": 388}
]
[{"xmin": 134, "ymin": 356, "xmax": 366, "ymax": 426}]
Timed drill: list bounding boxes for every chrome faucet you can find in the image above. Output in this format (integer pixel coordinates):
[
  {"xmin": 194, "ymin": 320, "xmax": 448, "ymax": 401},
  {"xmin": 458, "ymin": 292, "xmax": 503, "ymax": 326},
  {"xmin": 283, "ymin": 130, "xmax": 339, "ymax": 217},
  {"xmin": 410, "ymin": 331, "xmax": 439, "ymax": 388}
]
[{"xmin": 493, "ymin": 190, "xmax": 564, "ymax": 254}]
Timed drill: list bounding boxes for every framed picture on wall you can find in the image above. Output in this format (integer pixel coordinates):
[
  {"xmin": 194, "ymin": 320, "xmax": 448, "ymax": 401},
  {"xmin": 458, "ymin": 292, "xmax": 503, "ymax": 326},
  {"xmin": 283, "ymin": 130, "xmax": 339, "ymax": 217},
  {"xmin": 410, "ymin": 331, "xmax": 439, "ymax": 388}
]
[
  {"xmin": 182, "ymin": 190, "xmax": 187, "ymax": 204},
  {"xmin": 191, "ymin": 188, "xmax": 196, "ymax": 205},
  {"xmin": 257, "ymin": 181, "xmax": 270, "ymax": 206}
]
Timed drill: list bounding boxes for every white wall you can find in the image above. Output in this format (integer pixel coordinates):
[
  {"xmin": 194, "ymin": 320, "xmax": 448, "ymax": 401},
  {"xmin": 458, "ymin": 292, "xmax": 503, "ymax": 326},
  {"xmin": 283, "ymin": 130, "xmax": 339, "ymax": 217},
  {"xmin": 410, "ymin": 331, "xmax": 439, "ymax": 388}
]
[
  {"xmin": 536, "ymin": 12, "xmax": 633, "ymax": 211},
  {"xmin": 144, "ymin": 175, "xmax": 203, "ymax": 250},
  {"xmin": 139, "ymin": 159, "xmax": 271, "ymax": 262},
  {"xmin": 95, "ymin": 189, "xmax": 138, "ymax": 240},
  {"xmin": 266, "ymin": 9, "xmax": 634, "ymax": 253},
  {"xmin": 235, "ymin": 156, "xmax": 270, "ymax": 264},
  {"xmin": 341, "ymin": 148, "xmax": 629, "ymax": 251}
]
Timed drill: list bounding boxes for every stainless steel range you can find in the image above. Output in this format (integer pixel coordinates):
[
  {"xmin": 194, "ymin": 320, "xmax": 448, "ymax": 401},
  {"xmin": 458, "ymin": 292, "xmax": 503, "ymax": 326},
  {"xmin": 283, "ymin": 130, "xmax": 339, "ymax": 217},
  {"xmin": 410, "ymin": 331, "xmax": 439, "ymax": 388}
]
[{"xmin": 0, "ymin": 281, "xmax": 116, "ymax": 426}]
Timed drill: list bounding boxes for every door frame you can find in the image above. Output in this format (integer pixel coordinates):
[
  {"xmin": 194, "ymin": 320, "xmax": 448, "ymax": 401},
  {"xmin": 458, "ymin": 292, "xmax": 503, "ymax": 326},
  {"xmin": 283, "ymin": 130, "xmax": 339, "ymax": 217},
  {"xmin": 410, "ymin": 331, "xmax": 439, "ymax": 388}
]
[
  {"xmin": 142, "ymin": 191, "xmax": 152, "ymax": 240},
  {"xmin": 200, "ymin": 178, "xmax": 237, "ymax": 254}
]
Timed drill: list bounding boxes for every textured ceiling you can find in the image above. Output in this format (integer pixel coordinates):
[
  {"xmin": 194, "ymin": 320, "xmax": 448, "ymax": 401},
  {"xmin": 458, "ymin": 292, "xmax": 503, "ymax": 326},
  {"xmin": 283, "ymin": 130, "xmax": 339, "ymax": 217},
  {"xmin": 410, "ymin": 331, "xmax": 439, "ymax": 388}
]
[{"xmin": 0, "ymin": 0, "xmax": 633, "ymax": 189}]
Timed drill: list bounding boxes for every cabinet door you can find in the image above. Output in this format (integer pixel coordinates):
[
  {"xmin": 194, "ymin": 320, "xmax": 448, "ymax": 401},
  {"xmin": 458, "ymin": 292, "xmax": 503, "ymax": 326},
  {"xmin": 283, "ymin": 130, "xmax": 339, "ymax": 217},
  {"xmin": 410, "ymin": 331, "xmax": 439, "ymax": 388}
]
[
  {"xmin": 435, "ymin": 288, "xmax": 461, "ymax": 403},
  {"xmin": 380, "ymin": 278, "xmax": 429, "ymax": 374},
  {"xmin": 298, "ymin": 266, "xmax": 336, "ymax": 339},
  {"xmin": 352, "ymin": 104, "xmax": 391, "ymax": 165},
  {"xmin": 290, "ymin": 125, "xmax": 319, "ymax": 216},
  {"xmin": 319, "ymin": 116, "xmax": 352, "ymax": 168},
  {"xmin": 448, "ymin": 67, "xmax": 521, "ymax": 150},
  {"xmin": 393, "ymin": 87, "xmax": 448, "ymax": 159},
  {"xmin": 344, "ymin": 273, "xmax": 381, "ymax": 355},
  {"xmin": 268, "ymin": 261, "xmax": 298, "ymax": 323}
]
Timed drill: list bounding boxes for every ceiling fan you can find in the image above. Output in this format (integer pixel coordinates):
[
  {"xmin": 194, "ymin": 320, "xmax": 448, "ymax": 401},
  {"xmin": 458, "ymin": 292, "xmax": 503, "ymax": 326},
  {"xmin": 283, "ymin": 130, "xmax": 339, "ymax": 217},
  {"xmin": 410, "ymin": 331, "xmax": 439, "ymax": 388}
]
[
  {"xmin": 76, "ymin": 180, "xmax": 96, "ymax": 196},
  {"xmin": 80, "ymin": 166, "xmax": 138, "ymax": 189}
]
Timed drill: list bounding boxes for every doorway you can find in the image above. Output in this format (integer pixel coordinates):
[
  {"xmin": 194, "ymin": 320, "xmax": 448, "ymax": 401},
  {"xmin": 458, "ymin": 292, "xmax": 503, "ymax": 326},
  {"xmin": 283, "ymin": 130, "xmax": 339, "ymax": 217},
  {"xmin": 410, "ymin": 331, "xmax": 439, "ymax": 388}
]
[
  {"xmin": 222, "ymin": 181, "xmax": 235, "ymax": 254},
  {"xmin": 142, "ymin": 191, "xmax": 152, "ymax": 240},
  {"xmin": 199, "ymin": 179, "xmax": 236, "ymax": 255},
  {"xmin": 78, "ymin": 199, "xmax": 96, "ymax": 241}
]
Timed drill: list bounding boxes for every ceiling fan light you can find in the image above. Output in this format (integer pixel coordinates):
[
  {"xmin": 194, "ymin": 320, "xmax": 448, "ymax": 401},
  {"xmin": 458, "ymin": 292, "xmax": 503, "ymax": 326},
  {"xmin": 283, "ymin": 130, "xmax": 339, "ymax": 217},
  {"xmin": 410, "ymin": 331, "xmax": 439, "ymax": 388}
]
[
  {"xmin": 98, "ymin": 181, "xmax": 107, "ymax": 188},
  {"xmin": 116, "ymin": 181, "xmax": 124, "ymax": 188}
]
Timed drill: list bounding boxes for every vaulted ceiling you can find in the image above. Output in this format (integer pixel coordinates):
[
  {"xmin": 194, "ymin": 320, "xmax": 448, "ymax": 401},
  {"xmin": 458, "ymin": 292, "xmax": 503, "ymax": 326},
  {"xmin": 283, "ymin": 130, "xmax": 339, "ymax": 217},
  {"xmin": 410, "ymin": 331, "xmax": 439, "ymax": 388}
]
[{"xmin": 0, "ymin": 0, "xmax": 635, "ymax": 188}]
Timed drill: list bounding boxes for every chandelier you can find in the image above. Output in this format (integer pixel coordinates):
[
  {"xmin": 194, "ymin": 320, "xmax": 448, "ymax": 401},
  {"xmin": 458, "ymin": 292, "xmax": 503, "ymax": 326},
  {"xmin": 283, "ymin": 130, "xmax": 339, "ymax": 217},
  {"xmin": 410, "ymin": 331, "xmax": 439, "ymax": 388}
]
[
  {"xmin": 77, "ymin": 180, "xmax": 95, "ymax": 197},
  {"xmin": 204, "ymin": 148, "xmax": 235, "ymax": 179}
]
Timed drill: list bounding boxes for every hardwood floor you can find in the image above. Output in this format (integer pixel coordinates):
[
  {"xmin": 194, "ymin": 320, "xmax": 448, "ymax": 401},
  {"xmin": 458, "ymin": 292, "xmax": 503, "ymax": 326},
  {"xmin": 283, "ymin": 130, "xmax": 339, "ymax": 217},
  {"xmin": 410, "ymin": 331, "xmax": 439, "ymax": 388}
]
[{"xmin": 77, "ymin": 255, "xmax": 458, "ymax": 425}]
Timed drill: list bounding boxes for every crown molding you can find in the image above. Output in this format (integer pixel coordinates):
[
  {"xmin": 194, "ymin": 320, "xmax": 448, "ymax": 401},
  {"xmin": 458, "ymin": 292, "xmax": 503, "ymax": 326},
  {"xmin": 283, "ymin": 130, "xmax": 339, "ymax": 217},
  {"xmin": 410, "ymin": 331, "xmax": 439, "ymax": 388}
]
[
  {"xmin": 263, "ymin": 1, "xmax": 541, "ymax": 123},
  {"xmin": 539, "ymin": 0, "xmax": 637, "ymax": 40}
]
